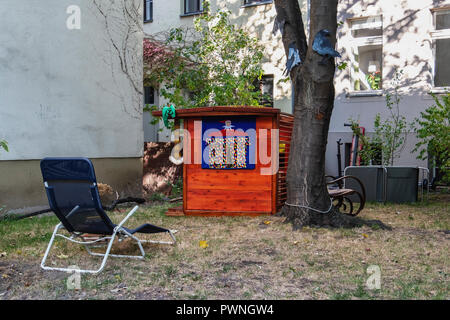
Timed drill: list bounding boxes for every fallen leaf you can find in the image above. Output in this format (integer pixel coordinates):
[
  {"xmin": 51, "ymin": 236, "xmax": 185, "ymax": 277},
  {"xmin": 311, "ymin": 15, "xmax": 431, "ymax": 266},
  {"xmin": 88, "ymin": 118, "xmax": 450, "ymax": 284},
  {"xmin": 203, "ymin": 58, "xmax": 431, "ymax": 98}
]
[
  {"xmin": 2, "ymin": 274, "xmax": 9, "ymax": 279},
  {"xmin": 263, "ymin": 220, "xmax": 272, "ymax": 225},
  {"xmin": 57, "ymin": 254, "xmax": 69, "ymax": 259},
  {"xmin": 199, "ymin": 240, "xmax": 208, "ymax": 249}
]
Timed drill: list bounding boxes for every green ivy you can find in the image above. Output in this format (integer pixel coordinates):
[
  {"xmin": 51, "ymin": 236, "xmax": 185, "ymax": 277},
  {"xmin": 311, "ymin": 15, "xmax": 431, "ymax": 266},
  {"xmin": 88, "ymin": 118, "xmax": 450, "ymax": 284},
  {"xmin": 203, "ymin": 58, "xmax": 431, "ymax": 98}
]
[{"xmin": 0, "ymin": 140, "xmax": 8, "ymax": 153}]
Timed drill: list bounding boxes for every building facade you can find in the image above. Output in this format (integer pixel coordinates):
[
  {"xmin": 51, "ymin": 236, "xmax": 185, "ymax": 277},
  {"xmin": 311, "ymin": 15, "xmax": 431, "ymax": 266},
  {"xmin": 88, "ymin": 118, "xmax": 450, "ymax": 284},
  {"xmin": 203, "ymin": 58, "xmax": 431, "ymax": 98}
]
[
  {"xmin": 143, "ymin": 0, "xmax": 308, "ymax": 141},
  {"xmin": 328, "ymin": 0, "xmax": 450, "ymax": 177},
  {"xmin": 0, "ymin": 0, "xmax": 144, "ymax": 211},
  {"xmin": 144, "ymin": 0, "xmax": 449, "ymax": 179}
]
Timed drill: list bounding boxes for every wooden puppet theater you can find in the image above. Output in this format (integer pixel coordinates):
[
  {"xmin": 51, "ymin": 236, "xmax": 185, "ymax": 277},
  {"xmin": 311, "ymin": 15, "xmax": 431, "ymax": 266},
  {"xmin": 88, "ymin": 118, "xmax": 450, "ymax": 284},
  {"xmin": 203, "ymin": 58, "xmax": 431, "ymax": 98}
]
[{"xmin": 152, "ymin": 106, "xmax": 293, "ymax": 216}]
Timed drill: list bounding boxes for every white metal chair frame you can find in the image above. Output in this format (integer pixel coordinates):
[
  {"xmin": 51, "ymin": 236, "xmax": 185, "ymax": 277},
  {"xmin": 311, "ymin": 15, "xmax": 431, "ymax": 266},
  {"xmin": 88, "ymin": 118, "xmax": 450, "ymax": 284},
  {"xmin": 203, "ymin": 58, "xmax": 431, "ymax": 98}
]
[{"xmin": 41, "ymin": 205, "xmax": 177, "ymax": 274}]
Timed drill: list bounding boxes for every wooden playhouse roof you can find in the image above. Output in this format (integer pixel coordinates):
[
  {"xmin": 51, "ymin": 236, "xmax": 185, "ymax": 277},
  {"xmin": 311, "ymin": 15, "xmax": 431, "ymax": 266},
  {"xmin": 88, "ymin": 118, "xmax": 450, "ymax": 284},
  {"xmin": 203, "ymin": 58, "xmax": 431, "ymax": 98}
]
[{"xmin": 151, "ymin": 106, "xmax": 281, "ymax": 119}]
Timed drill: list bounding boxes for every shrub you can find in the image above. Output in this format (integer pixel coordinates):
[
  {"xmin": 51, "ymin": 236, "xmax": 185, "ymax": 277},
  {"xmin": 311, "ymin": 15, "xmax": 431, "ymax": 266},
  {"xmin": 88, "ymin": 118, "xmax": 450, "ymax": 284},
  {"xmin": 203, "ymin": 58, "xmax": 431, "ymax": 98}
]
[
  {"xmin": 413, "ymin": 93, "xmax": 450, "ymax": 184},
  {"xmin": 143, "ymin": 1, "xmax": 265, "ymax": 110}
]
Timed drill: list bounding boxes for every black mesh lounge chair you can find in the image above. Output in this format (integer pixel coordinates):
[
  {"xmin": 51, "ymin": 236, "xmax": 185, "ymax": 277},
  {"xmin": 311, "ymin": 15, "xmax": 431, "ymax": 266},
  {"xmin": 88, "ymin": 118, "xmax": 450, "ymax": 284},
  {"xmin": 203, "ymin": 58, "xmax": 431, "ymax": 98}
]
[{"xmin": 40, "ymin": 157, "xmax": 176, "ymax": 274}]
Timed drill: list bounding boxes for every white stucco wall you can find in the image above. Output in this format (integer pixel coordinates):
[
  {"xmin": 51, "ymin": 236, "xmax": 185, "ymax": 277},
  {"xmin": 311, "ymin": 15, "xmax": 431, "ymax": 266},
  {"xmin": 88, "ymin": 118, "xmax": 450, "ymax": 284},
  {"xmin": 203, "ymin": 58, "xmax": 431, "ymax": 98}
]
[
  {"xmin": 325, "ymin": 0, "xmax": 450, "ymax": 175},
  {"xmin": 0, "ymin": 0, "xmax": 143, "ymax": 160},
  {"xmin": 144, "ymin": 0, "xmax": 445, "ymax": 175}
]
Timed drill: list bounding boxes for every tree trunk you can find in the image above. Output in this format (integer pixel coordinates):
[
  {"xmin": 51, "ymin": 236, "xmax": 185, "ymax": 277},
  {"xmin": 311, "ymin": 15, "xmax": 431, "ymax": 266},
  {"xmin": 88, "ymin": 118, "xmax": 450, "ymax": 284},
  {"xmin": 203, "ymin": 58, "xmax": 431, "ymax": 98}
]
[{"xmin": 274, "ymin": 0, "xmax": 354, "ymax": 228}]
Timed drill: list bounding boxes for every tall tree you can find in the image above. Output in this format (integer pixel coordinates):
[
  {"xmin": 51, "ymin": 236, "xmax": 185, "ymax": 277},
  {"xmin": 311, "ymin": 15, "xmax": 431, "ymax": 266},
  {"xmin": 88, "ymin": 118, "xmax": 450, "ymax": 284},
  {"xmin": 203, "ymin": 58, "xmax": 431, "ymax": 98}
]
[{"xmin": 274, "ymin": 0, "xmax": 357, "ymax": 228}]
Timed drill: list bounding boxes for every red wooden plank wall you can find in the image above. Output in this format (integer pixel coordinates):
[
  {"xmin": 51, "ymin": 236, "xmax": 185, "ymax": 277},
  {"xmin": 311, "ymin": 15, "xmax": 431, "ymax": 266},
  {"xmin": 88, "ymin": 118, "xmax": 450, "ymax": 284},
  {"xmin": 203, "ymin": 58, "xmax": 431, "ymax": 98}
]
[
  {"xmin": 276, "ymin": 113, "xmax": 294, "ymax": 211},
  {"xmin": 184, "ymin": 117, "xmax": 275, "ymax": 214}
]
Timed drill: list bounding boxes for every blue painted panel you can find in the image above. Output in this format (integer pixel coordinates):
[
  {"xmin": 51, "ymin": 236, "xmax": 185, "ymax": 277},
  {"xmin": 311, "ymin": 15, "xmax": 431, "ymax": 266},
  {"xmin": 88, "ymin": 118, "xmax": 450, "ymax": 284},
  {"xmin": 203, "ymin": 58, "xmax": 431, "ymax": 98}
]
[{"xmin": 201, "ymin": 117, "xmax": 256, "ymax": 170}]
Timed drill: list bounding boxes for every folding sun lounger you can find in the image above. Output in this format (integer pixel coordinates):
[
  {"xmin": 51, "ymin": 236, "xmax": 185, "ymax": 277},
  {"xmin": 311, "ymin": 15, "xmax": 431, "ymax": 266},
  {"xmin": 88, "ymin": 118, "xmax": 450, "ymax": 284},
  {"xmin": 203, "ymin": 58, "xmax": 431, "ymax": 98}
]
[{"xmin": 40, "ymin": 157, "xmax": 176, "ymax": 274}]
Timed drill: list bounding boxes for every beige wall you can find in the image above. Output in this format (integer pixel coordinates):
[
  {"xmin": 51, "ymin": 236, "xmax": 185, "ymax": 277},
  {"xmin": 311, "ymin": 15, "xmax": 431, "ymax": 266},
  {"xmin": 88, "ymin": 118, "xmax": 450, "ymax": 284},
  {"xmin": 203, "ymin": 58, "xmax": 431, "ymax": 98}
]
[
  {"xmin": 0, "ymin": 1, "xmax": 144, "ymax": 211},
  {"xmin": 0, "ymin": 0, "xmax": 143, "ymax": 161},
  {"xmin": 0, "ymin": 158, "xmax": 143, "ymax": 212}
]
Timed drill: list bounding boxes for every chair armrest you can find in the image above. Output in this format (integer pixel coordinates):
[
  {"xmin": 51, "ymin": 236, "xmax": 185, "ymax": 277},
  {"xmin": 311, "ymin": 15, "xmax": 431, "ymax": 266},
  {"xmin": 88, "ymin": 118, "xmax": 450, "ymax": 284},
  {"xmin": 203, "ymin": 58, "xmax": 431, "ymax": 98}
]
[
  {"xmin": 325, "ymin": 175, "xmax": 338, "ymax": 182},
  {"xmin": 115, "ymin": 205, "xmax": 139, "ymax": 232},
  {"xmin": 326, "ymin": 175, "xmax": 342, "ymax": 188},
  {"xmin": 328, "ymin": 175, "xmax": 366, "ymax": 200}
]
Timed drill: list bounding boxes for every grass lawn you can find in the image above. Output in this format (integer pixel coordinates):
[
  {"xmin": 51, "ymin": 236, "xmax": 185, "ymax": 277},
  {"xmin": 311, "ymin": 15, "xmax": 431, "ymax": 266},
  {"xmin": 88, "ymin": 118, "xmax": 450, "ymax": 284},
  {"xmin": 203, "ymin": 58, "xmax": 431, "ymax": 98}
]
[{"xmin": 0, "ymin": 193, "xmax": 448, "ymax": 300}]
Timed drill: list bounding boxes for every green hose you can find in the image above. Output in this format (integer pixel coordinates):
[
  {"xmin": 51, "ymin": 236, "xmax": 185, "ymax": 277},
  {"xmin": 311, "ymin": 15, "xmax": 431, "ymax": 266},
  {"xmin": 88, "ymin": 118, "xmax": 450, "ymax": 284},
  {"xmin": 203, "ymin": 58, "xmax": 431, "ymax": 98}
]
[{"xmin": 162, "ymin": 105, "xmax": 176, "ymax": 129}]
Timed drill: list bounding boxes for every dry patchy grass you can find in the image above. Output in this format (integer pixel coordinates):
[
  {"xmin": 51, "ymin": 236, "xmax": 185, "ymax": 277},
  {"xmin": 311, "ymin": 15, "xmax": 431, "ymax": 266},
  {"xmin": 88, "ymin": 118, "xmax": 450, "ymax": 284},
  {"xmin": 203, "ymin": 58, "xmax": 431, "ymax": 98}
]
[{"xmin": 0, "ymin": 194, "xmax": 448, "ymax": 300}]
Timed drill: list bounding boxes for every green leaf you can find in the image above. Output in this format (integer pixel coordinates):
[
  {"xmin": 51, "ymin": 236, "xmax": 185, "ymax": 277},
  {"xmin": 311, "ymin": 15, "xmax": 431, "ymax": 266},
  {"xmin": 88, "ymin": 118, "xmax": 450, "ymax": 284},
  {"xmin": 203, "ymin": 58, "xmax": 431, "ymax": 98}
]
[
  {"xmin": 0, "ymin": 140, "xmax": 9, "ymax": 152},
  {"xmin": 337, "ymin": 62, "xmax": 348, "ymax": 71}
]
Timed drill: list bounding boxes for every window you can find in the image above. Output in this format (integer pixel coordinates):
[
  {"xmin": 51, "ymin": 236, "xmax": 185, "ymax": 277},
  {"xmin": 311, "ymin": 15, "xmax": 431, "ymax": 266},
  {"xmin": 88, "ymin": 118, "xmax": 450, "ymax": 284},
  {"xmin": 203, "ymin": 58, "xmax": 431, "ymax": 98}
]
[
  {"xmin": 432, "ymin": 9, "xmax": 450, "ymax": 88},
  {"xmin": 348, "ymin": 16, "xmax": 383, "ymax": 92},
  {"xmin": 144, "ymin": 0, "xmax": 153, "ymax": 22},
  {"xmin": 253, "ymin": 75, "xmax": 274, "ymax": 107},
  {"xmin": 259, "ymin": 75, "xmax": 274, "ymax": 107},
  {"xmin": 184, "ymin": 0, "xmax": 203, "ymax": 15},
  {"xmin": 144, "ymin": 86, "xmax": 155, "ymax": 105},
  {"xmin": 435, "ymin": 9, "xmax": 450, "ymax": 30},
  {"xmin": 243, "ymin": 0, "xmax": 273, "ymax": 6}
]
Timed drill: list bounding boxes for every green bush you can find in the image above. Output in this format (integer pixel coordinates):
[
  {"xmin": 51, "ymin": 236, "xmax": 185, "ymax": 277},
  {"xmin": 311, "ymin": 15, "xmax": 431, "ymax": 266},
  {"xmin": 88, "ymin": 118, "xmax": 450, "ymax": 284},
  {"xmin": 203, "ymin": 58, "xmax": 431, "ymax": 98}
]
[
  {"xmin": 144, "ymin": 1, "xmax": 265, "ymax": 110},
  {"xmin": 414, "ymin": 93, "xmax": 450, "ymax": 184}
]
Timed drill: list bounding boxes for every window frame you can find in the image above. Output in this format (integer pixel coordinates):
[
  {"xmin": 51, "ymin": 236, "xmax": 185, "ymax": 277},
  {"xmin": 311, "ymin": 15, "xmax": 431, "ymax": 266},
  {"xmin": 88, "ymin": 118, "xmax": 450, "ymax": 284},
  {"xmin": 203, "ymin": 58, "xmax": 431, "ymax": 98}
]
[
  {"xmin": 252, "ymin": 75, "xmax": 274, "ymax": 108},
  {"xmin": 144, "ymin": 0, "xmax": 153, "ymax": 23},
  {"xmin": 347, "ymin": 16, "xmax": 384, "ymax": 96},
  {"xmin": 183, "ymin": 0, "xmax": 203, "ymax": 16},
  {"xmin": 259, "ymin": 75, "xmax": 274, "ymax": 108},
  {"xmin": 242, "ymin": 0, "xmax": 273, "ymax": 8},
  {"xmin": 431, "ymin": 7, "xmax": 450, "ymax": 91},
  {"xmin": 144, "ymin": 86, "xmax": 155, "ymax": 105}
]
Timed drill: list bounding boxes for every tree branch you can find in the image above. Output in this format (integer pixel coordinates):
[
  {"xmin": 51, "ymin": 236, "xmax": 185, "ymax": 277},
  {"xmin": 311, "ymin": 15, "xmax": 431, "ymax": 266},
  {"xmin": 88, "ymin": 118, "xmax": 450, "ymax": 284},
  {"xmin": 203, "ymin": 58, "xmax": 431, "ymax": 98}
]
[{"xmin": 274, "ymin": 0, "xmax": 308, "ymax": 64}]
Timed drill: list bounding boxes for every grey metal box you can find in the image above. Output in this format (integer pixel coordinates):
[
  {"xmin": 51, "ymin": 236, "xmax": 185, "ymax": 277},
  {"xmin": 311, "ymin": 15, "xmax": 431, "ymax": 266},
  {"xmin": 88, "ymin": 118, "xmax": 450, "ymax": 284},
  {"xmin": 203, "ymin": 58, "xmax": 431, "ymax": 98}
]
[
  {"xmin": 344, "ymin": 166, "xmax": 385, "ymax": 202},
  {"xmin": 343, "ymin": 166, "xmax": 419, "ymax": 203}
]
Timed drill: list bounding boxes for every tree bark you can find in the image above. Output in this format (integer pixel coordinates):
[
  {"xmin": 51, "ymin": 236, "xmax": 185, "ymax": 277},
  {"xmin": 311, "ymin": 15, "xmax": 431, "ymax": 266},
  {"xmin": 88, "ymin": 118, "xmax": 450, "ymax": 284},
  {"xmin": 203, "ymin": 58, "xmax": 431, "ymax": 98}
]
[{"xmin": 274, "ymin": 0, "xmax": 355, "ymax": 228}]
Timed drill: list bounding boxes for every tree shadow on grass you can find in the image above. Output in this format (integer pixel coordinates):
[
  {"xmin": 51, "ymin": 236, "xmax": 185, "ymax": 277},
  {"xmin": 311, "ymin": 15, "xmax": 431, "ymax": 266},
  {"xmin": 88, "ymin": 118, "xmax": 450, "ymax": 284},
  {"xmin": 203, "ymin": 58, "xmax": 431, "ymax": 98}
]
[{"xmin": 279, "ymin": 206, "xmax": 392, "ymax": 231}]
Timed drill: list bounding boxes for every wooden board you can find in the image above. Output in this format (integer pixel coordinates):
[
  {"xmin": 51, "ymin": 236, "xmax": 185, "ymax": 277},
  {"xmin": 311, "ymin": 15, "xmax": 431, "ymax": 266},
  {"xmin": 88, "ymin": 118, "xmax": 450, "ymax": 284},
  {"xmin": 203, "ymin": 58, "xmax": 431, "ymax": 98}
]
[
  {"xmin": 184, "ymin": 210, "xmax": 271, "ymax": 217},
  {"xmin": 276, "ymin": 113, "xmax": 294, "ymax": 211},
  {"xmin": 166, "ymin": 206, "xmax": 184, "ymax": 217},
  {"xmin": 183, "ymin": 116, "xmax": 276, "ymax": 215}
]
